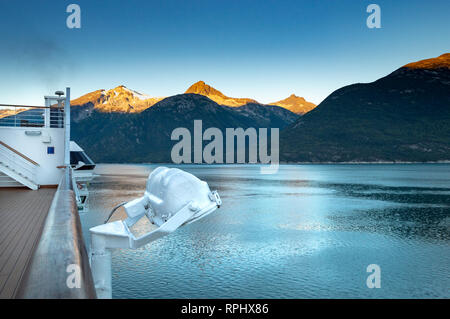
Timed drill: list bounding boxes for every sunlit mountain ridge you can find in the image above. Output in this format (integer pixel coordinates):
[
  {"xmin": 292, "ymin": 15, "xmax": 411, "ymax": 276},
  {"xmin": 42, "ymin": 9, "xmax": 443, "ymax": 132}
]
[
  {"xmin": 70, "ymin": 85, "xmax": 164, "ymax": 113},
  {"xmin": 70, "ymin": 81, "xmax": 316, "ymax": 115},
  {"xmin": 268, "ymin": 94, "xmax": 316, "ymax": 115}
]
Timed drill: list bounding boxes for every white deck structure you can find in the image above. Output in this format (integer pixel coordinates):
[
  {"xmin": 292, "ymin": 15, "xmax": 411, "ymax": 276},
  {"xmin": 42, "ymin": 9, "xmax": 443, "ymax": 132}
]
[{"xmin": 0, "ymin": 91, "xmax": 69, "ymax": 188}]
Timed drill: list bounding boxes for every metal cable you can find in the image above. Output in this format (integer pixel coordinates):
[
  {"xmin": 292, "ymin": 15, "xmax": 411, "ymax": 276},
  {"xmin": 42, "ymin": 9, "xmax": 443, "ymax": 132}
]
[{"xmin": 104, "ymin": 201, "xmax": 128, "ymax": 224}]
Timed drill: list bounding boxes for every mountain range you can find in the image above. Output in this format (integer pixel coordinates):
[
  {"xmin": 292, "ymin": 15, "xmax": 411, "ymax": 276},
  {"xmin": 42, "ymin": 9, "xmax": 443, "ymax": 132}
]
[
  {"xmin": 71, "ymin": 93, "xmax": 296, "ymax": 163},
  {"xmin": 70, "ymin": 53, "xmax": 450, "ymax": 163},
  {"xmin": 6, "ymin": 53, "xmax": 447, "ymax": 163},
  {"xmin": 69, "ymin": 81, "xmax": 311, "ymax": 162},
  {"xmin": 70, "ymin": 81, "xmax": 316, "ymax": 116},
  {"xmin": 280, "ymin": 53, "xmax": 450, "ymax": 162}
]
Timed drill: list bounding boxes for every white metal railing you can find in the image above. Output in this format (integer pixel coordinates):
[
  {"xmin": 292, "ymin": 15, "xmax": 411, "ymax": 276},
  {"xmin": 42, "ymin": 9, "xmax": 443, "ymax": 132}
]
[
  {"xmin": 0, "ymin": 141, "xmax": 38, "ymax": 183},
  {"xmin": 0, "ymin": 104, "xmax": 65, "ymax": 128}
]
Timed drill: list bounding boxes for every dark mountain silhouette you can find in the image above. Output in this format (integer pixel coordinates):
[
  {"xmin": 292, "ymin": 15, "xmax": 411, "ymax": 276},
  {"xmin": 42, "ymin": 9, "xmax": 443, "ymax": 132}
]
[{"xmin": 280, "ymin": 53, "xmax": 450, "ymax": 162}]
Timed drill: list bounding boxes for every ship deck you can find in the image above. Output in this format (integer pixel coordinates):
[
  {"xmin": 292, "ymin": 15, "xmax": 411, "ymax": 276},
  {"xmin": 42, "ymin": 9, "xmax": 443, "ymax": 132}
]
[{"xmin": 0, "ymin": 187, "xmax": 55, "ymax": 299}]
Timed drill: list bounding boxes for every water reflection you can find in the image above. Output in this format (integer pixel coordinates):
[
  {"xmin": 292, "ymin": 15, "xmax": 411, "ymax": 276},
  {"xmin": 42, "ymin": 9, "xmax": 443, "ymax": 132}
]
[{"xmin": 81, "ymin": 164, "xmax": 450, "ymax": 298}]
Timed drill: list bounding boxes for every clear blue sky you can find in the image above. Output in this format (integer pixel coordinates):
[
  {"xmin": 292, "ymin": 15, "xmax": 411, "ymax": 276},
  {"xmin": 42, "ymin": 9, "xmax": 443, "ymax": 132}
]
[{"xmin": 0, "ymin": 0, "xmax": 448, "ymax": 105}]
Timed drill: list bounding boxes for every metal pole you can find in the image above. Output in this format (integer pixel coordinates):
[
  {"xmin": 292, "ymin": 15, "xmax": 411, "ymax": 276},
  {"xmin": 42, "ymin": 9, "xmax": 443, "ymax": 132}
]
[
  {"xmin": 44, "ymin": 97, "xmax": 50, "ymax": 128},
  {"xmin": 64, "ymin": 87, "xmax": 71, "ymax": 166},
  {"xmin": 90, "ymin": 233, "xmax": 112, "ymax": 299}
]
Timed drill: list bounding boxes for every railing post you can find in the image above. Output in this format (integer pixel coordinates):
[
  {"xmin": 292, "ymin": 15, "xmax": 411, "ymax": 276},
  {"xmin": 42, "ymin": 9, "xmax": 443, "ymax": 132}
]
[
  {"xmin": 64, "ymin": 88, "xmax": 71, "ymax": 167},
  {"xmin": 44, "ymin": 98, "xmax": 50, "ymax": 128}
]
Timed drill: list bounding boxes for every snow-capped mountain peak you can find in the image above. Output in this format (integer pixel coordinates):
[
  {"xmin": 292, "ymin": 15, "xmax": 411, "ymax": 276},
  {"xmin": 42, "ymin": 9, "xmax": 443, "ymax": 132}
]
[{"xmin": 71, "ymin": 85, "xmax": 165, "ymax": 113}]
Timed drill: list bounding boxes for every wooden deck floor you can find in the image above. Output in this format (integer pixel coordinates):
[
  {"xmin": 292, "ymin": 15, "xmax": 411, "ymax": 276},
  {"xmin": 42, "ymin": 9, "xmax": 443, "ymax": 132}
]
[{"xmin": 0, "ymin": 187, "xmax": 55, "ymax": 299}]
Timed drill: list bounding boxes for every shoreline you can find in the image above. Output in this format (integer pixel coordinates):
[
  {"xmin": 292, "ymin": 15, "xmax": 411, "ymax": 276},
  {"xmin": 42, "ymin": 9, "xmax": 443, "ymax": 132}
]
[{"xmin": 94, "ymin": 161, "xmax": 450, "ymax": 165}]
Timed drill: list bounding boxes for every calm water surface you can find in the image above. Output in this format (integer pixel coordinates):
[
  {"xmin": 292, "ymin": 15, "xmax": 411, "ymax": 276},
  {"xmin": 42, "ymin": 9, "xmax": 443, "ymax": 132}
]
[{"xmin": 80, "ymin": 164, "xmax": 450, "ymax": 298}]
